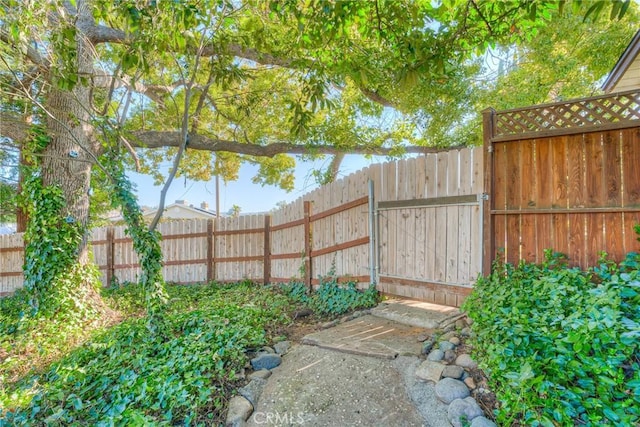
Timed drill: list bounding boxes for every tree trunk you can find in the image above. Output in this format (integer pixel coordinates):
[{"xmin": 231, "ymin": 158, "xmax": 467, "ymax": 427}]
[
  {"xmin": 40, "ymin": 0, "xmax": 98, "ymax": 264},
  {"xmin": 32, "ymin": 1, "xmax": 114, "ymax": 320}
]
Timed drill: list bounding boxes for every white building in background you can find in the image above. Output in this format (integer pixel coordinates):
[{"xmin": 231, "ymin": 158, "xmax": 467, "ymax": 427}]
[
  {"xmin": 141, "ymin": 200, "xmax": 217, "ymax": 221},
  {"xmin": 0, "ymin": 224, "xmax": 16, "ymax": 235},
  {"xmin": 602, "ymin": 29, "xmax": 640, "ymax": 93}
]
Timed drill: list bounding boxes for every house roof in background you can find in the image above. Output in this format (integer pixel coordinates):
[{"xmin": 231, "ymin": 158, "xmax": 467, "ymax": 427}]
[
  {"xmin": 0, "ymin": 224, "xmax": 16, "ymax": 235},
  {"xmin": 141, "ymin": 202, "xmax": 216, "ymax": 219},
  {"xmin": 602, "ymin": 29, "xmax": 640, "ymax": 93}
]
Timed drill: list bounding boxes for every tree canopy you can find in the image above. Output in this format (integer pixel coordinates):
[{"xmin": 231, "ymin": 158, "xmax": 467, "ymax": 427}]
[
  {"xmin": 1, "ymin": 0, "xmax": 633, "ymax": 195},
  {"xmin": 0, "ymin": 0, "xmax": 635, "ymax": 317}
]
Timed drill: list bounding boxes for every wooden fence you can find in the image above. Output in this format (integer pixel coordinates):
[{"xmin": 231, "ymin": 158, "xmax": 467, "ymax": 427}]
[
  {"xmin": 4, "ymin": 90, "xmax": 639, "ymax": 304},
  {"xmin": 0, "ymin": 148, "xmax": 483, "ymax": 306},
  {"xmin": 483, "ymin": 89, "xmax": 640, "ymax": 270},
  {"xmin": 374, "ymin": 150, "xmax": 483, "ymax": 306}
]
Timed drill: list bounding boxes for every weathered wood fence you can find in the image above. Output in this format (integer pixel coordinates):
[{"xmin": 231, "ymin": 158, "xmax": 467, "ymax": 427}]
[
  {"xmin": 0, "ymin": 148, "xmax": 483, "ymax": 305},
  {"xmin": 2, "ymin": 89, "xmax": 640, "ymax": 307},
  {"xmin": 483, "ymin": 89, "xmax": 640, "ymax": 270}
]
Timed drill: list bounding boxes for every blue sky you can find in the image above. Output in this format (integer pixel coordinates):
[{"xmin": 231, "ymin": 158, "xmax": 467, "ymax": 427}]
[{"xmin": 129, "ymin": 154, "xmax": 386, "ymax": 214}]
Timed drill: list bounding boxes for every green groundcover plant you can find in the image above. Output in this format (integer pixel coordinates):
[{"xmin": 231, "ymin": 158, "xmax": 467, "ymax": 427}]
[
  {"xmin": 0, "ymin": 281, "xmax": 294, "ymax": 426},
  {"xmin": 463, "ymin": 250, "xmax": 640, "ymax": 426},
  {"xmin": 279, "ymin": 274, "xmax": 380, "ymax": 316}
]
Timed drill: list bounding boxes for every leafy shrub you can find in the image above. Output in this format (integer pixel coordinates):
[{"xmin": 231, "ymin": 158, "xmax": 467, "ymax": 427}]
[
  {"xmin": 277, "ymin": 281, "xmax": 309, "ymax": 304},
  {"xmin": 278, "ymin": 275, "xmax": 379, "ymax": 316},
  {"xmin": 463, "ymin": 250, "xmax": 640, "ymax": 426},
  {"xmin": 1, "ymin": 281, "xmax": 293, "ymax": 426},
  {"xmin": 311, "ymin": 280, "xmax": 379, "ymax": 316}
]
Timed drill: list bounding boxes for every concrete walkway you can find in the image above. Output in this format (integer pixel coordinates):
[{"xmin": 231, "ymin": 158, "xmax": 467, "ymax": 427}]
[{"xmin": 245, "ymin": 300, "xmax": 462, "ymax": 427}]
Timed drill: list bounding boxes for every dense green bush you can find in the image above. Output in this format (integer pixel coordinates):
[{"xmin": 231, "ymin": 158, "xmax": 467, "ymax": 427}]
[
  {"xmin": 463, "ymin": 251, "xmax": 640, "ymax": 426},
  {"xmin": 1, "ymin": 281, "xmax": 293, "ymax": 426},
  {"xmin": 279, "ymin": 275, "xmax": 380, "ymax": 316}
]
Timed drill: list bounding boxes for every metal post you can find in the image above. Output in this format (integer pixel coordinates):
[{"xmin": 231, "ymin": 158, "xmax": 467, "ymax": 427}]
[{"xmin": 368, "ymin": 179, "xmax": 376, "ymax": 284}]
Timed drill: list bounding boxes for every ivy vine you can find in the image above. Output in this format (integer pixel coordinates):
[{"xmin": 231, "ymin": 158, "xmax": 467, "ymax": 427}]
[
  {"xmin": 103, "ymin": 150, "xmax": 167, "ymax": 335},
  {"xmin": 21, "ymin": 173, "xmax": 100, "ymax": 318},
  {"xmin": 18, "ymin": 125, "xmax": 167, "ymax": 335},
  {"xmin": 20, "ymin": 127, "xmax": 103, "ymax": 320}
]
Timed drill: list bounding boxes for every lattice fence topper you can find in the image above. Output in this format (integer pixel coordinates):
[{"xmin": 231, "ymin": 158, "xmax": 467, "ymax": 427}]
[{"xmin": 494, "ymin": 90, "xmax": 640, "ymax": 137}]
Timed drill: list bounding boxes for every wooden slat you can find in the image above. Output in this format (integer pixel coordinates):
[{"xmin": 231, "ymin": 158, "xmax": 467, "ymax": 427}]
[
  {"xmin": 425, "ymin": 154, "xmax": 437, "ymax": 198},
  {"xmin": 622, "ymin": 128, "xmax": 640, "ymax": 206},
  {"xmin": 584, "ymin": 132, "xmax": 605, "ymax": 208},
  {"xmin": 586, "ymin": 213, "xmax": 604, "ymax": 266},
  {"xmin": 214, "ymin": 255, "xmax": 263, "ymax": 263},
  {"xmin": 492, "ymin": 207, "xmax": 640, "ymax": 215},
  {"xmin": 457, "ymin": 206, "xmax": 471, "ymax": 282},
  {"xmin": 506, "ymin": 214, "xmax": 520, "ymax": 265},
  {"xmin": 310, "ymin": 196, "xmax": 368, "ymax": 222},
  {"xmin": 536, "ymin": 138, "xmax": 552, "ymax": 209},
  {"xmin": 445, "ymin": 206, "xmax": 459, "ymax": 283},
  {"xmin": 424, "ymin": 207, "xmax": 436, "ymax": 282},
  {"xmin": 520, "ymin": 214, "xmax": 537, "ymax": 262},
  {"xmin": 304, "ymin": 201, "xmax": 312, "ymax": 290},
  {"xmin": 436, "ymin": 152, "xmax": 448, "ymax": 197},
  {"xmin": 520, "ymin": 140, "xmax": 537, "ymax": 261},
  {"xmin": 311, "ymin": 237, "xmax": 370, "ymax": 258},
  {"xmin": 606, "ymin": 213, "xmax": 624, "ymax": 261},
  {"xmin": 603, "ymin": 131, "xmax": 622, "ymax": 207},
  {"xmin": 215, "ymin": 227, "xmax": 264, "ymax": 236},
  {"xmin": 624, "ymin": 212, "xmax": 640, "ymax": 253},
  {"xmin": 0, "ymin": 271, "xmax": 22, "ymax": 278},
  {"xmin": 505, "ymin": 142, "xmax": 521, "ymax": 210},
  {"xmin": 568, "ymin": 214, "xmax": 585, "ymax": 267},
  {"xmin": 552, "ymin": 213, "xmax": 568, "ymax": 258},
  {"xmin": 270, "ymin": 218, "xmax": 305, "ymax": 232},
  {"xmin": 434, "ymin": 207, "xmax": 447, "ymax": 281},
  {"xmin": 311, "ymin": 275, "xmax": 370, "ymax": 286},
  {"xmin": 378, "ymin": 194, "xmax": 478, "ymax": 210}
]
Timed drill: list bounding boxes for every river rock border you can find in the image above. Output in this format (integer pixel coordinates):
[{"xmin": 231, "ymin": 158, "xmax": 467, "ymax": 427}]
[
  {"xmin": 225, "ymin": 341, "xmax": 291, "ymax": 426},
  {"xmin": 416, "ymin": 317, "xmax": 497, "ymax": 427}
]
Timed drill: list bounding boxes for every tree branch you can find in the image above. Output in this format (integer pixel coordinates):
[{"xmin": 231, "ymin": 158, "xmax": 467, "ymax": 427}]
[
  {"xmin": 130, "ymin": 130, "xmax": 463, "ymax": 157},
  {"xmin": 0, "ymin": 112, "xmax": 30, "ymax": 142},
  {"xmin": 469, "ymin": 0, "xmax": 494, "ymax": 36},
  {"xmin": 0, "ymin": 29, "xmax": 50, "ymax": 68},
  {"xmin": 2, "ymin": 110, "xmax": 463, "ymax": 159},
  {"xmin": 91, "ymin": 71, "xmax": 181, "ymax": 104},
  {"xmin": 359, "ymin": 87, "xmax": 397, "ymax": 108},
  {"xmin": 81, "ymin": 21, "xmax": 399, "ymax": 112},
  {"xmin": 83, "ymin": 21, "xmax": 301, "ymax": 69}
]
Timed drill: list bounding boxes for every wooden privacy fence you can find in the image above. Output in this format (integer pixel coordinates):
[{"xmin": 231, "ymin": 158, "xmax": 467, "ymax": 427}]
[
  {"xmin": 483, "ymin": 89, "xmax": 640, "ymax": 270},
  {"xmin": 5, "ymin": 90, "xmax": 638, "ymax": 304},
  {"xmin": 0, "ymin": 147, "xmax": 484, "ymax": 306},
  {"xmin": 0, "ymin": 196, "xmax": 371, "ymax": 295}
]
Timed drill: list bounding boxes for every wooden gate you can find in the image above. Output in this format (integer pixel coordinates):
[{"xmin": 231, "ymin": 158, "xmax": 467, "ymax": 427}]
[
  {"xmin": 375, "ymin": 149, "xmax": 484, "ymax": 308},
  {"xmin": 376, "ymin": 195, "xmax": 483, "ymax": 307}
]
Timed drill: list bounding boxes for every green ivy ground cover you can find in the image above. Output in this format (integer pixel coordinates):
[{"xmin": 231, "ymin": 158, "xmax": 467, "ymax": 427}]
[
  {"xmin": 279, "ymin": 276, "xmax": 379, "ymax": 316},
  {"xmin": 0, "ymin": 281, "xmax": 294, "ymax": 426},
  {"xmin": 463, "ymin": 251, "xmax": 640, "ymax": 426}
]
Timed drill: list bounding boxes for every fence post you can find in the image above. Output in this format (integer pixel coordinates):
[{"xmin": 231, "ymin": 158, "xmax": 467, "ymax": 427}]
[
  {"xmin": 368, "ymin": 179, "xmax": 376, "ymax": 285},
  {"xmin": 207, "ymin": 219, "xmax": 214, "ymax": 282},
  {"xmin": 482, "ymin": 108, "xmax": 496, "ymax": 276},
  {"xmin": 106, "ymin": 226, "xmax": 115, "ymax": 287},
  {"xmin": 304, "ymin": 201, "xmax": 312, "ymax": 291},
  {"xmin": 263, "ymin": 215, "xmax": 271, "ymax": 285}
]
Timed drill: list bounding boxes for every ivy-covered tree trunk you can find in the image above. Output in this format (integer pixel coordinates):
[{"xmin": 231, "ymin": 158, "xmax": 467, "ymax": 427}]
[
  {"xmin": 24, "ymin": 0, "xmax": 108, "ymax": 317},
  {"xmin": 40, "ymin": 0, "xmax": 97, "ymax": 263},
  {"xmin": 41, "ymin": 88, "xmax": 95, "ymax": 264}
]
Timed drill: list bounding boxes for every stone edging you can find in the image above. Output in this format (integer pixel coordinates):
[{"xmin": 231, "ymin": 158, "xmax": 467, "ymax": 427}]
[
  {"xmin": 225, "ymin": 341, "xmax": 291, "ymax": 426},
  {"xmin": 417, "ymin": 318, "xmax": 497, "ymax": 427}
]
